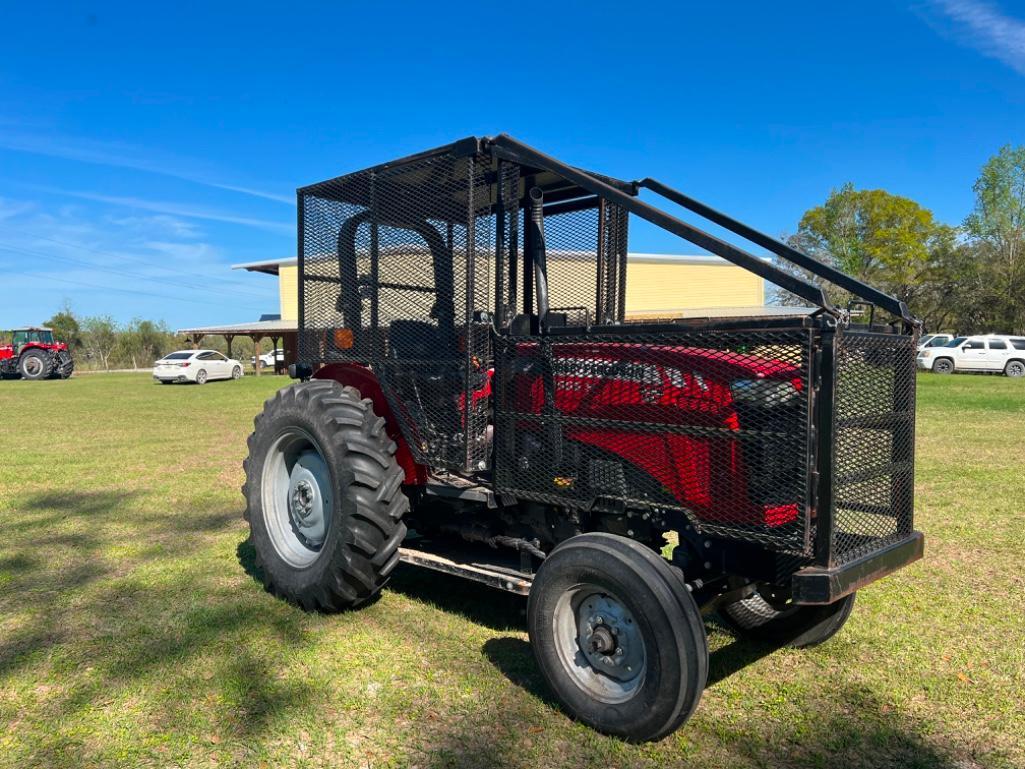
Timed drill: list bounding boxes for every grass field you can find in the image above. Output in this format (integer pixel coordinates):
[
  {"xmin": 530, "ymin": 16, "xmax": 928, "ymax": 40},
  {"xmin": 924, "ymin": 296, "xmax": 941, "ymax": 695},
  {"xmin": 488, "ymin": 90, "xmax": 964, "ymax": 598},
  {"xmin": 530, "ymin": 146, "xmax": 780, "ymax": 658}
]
[{"xmin": 1, "ymin": 372, "xmax": 1023, "ymax": 769}]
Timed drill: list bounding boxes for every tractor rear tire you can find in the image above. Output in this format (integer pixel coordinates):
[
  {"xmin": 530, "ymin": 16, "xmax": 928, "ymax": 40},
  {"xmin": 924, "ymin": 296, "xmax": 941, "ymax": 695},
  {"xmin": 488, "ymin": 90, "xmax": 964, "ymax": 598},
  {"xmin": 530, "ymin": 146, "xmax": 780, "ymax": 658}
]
[
  {"xmin": 19, "ymin": 349, "xmax": 52, "ymax": 380},
  {"xmin": 720, "ymin": 591, "xmax": 856, "ymax": 649},
  {"xmin": 527, "ymin": 533, "xmax": 708, "ymax": 742},
  {"xmin": 242, "ymin": 380, "xmax": 408, "ymax": 611}
]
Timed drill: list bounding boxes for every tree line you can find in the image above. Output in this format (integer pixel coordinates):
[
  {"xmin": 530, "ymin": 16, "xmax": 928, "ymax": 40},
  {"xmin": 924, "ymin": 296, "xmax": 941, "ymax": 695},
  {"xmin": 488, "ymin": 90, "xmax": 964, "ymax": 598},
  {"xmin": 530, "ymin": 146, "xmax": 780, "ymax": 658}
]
[
  {"xmin": 0, "ymin": 305, "xmax": 260, "ymax": 371},
  {"xmin": 776, "ymin": 144, "xmax": 1025, "ymax": 334}
]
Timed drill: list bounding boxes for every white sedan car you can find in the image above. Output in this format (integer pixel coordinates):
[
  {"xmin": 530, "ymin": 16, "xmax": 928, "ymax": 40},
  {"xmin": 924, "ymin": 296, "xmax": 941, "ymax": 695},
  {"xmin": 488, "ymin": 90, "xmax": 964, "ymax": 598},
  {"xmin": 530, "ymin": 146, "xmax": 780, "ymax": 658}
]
[{"xmin": 153, "ymin": 350, "xmax": 244, "ymax": 384}]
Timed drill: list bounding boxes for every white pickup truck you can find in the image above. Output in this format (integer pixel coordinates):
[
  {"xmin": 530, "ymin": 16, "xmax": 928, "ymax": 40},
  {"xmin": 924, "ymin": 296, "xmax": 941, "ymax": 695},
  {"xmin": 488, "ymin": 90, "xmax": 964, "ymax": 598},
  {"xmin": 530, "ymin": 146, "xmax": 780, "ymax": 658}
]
[{"xmin": 918, "ymin": 335, "xmax": 1025, "ymax": 377}]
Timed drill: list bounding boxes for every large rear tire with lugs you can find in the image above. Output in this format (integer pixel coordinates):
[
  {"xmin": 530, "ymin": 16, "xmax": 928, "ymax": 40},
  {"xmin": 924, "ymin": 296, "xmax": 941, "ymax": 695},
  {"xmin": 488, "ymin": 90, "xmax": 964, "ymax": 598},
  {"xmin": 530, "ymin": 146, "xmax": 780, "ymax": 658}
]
[
  {"xmin": 242, "ymin": 380, "xmax": 408, "ymax": 611},
  {"xmin": 19, "ymin": 349, "xmax": 52, "ymax": 380}
]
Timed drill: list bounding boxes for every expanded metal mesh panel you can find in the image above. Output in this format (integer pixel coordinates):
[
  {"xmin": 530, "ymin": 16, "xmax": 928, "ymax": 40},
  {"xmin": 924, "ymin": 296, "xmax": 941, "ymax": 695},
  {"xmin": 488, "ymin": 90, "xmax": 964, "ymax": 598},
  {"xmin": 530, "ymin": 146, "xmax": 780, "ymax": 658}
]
[
  {"xmin": 541, "ymin": 203, "xmax": 628, "ymax": 327},
  {"xmin": 831, "ymin": 330, "xmax": 916, "ymax": 563},
  {"xmin": 299, "ymin": 152, "xmax": 494, "ymax": 470},
  {"xmin": 493, "ymin": 328, "xmax": 815, "ymax": 552},
  {"xmin": 494, "ymin": 161, "xmax": 520, "ymax": 328}
]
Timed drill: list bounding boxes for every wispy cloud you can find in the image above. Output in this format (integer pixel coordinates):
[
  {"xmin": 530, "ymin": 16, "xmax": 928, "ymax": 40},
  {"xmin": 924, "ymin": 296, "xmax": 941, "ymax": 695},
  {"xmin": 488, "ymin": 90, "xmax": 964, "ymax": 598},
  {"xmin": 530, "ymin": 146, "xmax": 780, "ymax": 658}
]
[
  {"xmin": 26, "ymin": 185, "xmax": 294, "ymax": 235},
  {"xmin": 0, "ymin": 195, "xmax": 277, "ymax": 326},
  {"xmin": 0, "ymin": 130, "xmax": 295, "ymax": 205},
  {"xmin": 925, "ymin": 0, "xmax": 1025, "ymax": 75}
]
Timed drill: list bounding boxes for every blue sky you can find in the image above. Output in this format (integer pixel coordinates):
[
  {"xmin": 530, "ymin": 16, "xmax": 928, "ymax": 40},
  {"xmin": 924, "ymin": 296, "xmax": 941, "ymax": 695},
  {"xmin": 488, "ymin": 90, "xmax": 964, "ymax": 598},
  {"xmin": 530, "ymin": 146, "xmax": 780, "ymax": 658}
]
[{"xmin": 1, "ymin": 0, "xmax": 1023, "ymax": 329}]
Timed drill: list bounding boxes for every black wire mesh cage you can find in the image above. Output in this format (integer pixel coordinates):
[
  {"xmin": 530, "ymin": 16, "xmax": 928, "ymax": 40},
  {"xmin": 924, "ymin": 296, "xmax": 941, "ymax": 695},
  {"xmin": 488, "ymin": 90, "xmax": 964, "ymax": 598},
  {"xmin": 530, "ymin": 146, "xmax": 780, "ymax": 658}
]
[
  {"xmin": 297, "ymin": 135, "xmax": 919, "ymax": 566},
  {"xmin": 830, "ymin": 329, "xmax": 917, "ymax": 563},
  {"xmin": 493, "ymin": 328, "xmax": 816, "ymax": 553},
  {"xmin": 299, "ymin": 148, "xmax": 494, "ymax": 470}
]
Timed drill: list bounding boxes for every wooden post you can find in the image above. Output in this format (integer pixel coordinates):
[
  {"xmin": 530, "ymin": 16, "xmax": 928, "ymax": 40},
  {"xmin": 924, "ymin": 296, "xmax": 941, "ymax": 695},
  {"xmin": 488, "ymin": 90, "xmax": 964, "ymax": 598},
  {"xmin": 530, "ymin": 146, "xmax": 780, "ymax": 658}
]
[
  {"xmin": 253, "ymin": 336, "xmax": 262, "ymax": 376},
  {"xmin": 271, "ymin": 335, "xmax": 280, "ymax": 374},
  {"xmin": 191, "ymin": 334, "xmax": 203, "ymax": 349},
  {"xmin": 225, "ymin": 334, "xmax": 234, "ymax": 360}
]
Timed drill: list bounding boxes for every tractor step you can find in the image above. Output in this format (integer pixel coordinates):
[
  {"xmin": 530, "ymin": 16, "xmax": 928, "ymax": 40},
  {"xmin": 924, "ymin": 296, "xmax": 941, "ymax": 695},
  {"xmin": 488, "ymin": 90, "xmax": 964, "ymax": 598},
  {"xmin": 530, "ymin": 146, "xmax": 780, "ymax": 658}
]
[
  {"xmin": 398, "ymin": 536, "xmax": 534, "ymax": 595},
  {"xmin": 423, "ymin": 472, "xmax": 510, "ymax": 508}
]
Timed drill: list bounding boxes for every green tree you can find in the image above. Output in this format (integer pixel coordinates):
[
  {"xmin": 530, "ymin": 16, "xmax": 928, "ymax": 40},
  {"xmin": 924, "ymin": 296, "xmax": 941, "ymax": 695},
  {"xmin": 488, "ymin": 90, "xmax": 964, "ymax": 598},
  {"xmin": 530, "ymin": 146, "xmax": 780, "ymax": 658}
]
[
  {"xmin": 775, "ymin": 184, "xmax": 959, "ymax": 333},
  {"xmin": 45, "ymin": 301, "xmax": 83, "ymax": 350},
  {"xmin": 963, "ymin": 145, "xmax": 1025, "ymax": 333},
  {"xmin": 119, "ymin": 318, "xmax": 175, "ymax": 369},
  {"xmin": 81, "ymin": 315, "xmax": 119, "ymax": 371},
  {"xmin": 790, "ymin": 183, "xmax": 956, "ymax": 308}
]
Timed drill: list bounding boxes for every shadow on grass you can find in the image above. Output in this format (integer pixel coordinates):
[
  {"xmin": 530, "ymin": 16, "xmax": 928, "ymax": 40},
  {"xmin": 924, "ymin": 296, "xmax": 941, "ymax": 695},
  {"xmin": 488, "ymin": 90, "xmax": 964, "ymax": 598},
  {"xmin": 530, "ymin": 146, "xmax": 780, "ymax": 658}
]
[
  {"xmin": 236, "ymin": 536, "xmax": 264, "ymax": 584},
  {"xmin": 477, "ymin": 624, "xmax": 964, "ymax": 769},
  {"xmin": 386, "ymin": 562, "xmax": 527, "ymax": 632},
  {"xmin": 414, "ymin": 679, "xmax": 964, "ymax": 769}
]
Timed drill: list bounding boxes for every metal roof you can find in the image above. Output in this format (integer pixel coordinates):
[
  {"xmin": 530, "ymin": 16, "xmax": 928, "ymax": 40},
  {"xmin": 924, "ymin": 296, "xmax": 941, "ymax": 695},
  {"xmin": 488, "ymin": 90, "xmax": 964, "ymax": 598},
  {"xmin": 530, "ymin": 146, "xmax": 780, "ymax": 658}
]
[
  {"xmin": 231, "ymin": 252, "xmax": 749, "ymax": 276},
  {"xmin": 177, "ymin": 318, "xmax": 297, "ymax": 336}
]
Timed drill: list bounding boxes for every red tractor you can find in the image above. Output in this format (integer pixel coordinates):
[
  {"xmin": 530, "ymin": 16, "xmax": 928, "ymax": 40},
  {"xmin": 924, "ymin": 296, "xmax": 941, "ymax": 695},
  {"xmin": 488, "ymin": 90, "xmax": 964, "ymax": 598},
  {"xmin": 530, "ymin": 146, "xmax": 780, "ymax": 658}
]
[
  {"xmin": 0, "ymin": 327, "xmax": 75, "ymax": 380},
  {"xmin": 241, "ymin": 136, "xmax": 923, "ymax": 741}
]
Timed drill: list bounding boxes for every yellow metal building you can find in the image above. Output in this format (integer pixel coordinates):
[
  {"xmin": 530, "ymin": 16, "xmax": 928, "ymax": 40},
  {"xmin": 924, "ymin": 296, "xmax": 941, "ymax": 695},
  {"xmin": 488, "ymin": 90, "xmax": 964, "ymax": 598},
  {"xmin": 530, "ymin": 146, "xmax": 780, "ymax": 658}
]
[
  {"xmin": 246, "ymin": 253, "xmax": 765, "ymax": 325},
  {"xmin": 179, "ymin": 254, "xmax": 765, "ymax": 370}
]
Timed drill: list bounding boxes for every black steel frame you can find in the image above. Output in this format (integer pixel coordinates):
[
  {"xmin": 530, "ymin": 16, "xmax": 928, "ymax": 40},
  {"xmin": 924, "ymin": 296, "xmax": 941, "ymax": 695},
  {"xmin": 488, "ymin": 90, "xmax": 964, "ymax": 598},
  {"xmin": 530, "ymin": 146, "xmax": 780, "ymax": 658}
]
[{"xmin": 296, "ymin": 135, "xmax": 923, "ymax": 593}]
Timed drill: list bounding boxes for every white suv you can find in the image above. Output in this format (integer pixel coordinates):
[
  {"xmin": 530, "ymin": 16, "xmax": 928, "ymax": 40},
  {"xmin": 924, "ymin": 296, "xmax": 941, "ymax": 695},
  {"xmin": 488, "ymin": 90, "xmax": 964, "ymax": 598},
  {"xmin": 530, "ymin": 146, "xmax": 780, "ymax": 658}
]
[
  {"xmin": 918, "ymin": 335, "xmax": 1025, "ymax": 377},
  {"xmin": 917, "ymin": 333, "xmax": 954, "ymax": 351}
]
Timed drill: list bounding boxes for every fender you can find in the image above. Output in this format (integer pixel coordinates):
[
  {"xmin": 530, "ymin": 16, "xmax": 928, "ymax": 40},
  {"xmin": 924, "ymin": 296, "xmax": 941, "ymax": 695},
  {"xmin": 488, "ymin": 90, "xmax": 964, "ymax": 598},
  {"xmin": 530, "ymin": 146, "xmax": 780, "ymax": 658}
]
[{"xmin": 313, "ymin": 362, "xmax": 428, "ymax": 486}]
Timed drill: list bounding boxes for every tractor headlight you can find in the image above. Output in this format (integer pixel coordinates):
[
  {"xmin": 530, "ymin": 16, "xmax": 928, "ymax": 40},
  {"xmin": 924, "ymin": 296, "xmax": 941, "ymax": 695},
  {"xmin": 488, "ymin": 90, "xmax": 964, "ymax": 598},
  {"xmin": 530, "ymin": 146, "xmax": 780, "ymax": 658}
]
[{"xmin": 730, "ymin": 379, "xmax": 799, "ymax": 405}]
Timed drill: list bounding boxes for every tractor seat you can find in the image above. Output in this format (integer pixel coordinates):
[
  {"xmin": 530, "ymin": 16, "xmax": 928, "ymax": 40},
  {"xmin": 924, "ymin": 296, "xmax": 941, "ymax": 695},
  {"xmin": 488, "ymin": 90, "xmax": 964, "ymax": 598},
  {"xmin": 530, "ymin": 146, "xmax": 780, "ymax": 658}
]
[{"xmin": 388, "ymin": 320, "xmax": 445, "ymax": 360}]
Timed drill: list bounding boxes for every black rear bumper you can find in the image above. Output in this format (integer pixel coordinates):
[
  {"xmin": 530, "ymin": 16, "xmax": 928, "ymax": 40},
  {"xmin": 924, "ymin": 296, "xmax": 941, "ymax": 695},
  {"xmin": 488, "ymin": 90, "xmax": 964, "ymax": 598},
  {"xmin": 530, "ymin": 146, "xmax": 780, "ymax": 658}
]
[{"xmin": 791, "ymin": 531, "xmax": 924, "ymax": 605}]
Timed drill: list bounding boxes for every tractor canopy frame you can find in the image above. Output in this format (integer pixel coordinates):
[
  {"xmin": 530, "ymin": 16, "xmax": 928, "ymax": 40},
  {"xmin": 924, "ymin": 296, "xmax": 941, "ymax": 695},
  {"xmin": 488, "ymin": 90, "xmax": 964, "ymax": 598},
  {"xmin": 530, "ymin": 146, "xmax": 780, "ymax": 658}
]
[{"xmin": 296, "ymin": 135, "xmax": 921, "ymax": 583}]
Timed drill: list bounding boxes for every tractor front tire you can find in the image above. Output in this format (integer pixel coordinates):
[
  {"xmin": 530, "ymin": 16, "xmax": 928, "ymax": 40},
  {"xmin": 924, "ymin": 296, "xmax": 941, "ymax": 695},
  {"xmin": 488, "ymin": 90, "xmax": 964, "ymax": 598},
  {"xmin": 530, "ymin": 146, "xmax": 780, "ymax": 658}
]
[
  {"xmin": 527, "ymin": 533, "xmax": 708, "ymax": 742},
  {"xmin": 19, "ymin": 349, "xmax": 52, "ymax": 380},
  {"xmin": 720, "ymin": 591, "xmax": 856, "ymax": 649},
  {"xmin": 242, "ymin": 380, "xmax": 408, "ymax": 611}
]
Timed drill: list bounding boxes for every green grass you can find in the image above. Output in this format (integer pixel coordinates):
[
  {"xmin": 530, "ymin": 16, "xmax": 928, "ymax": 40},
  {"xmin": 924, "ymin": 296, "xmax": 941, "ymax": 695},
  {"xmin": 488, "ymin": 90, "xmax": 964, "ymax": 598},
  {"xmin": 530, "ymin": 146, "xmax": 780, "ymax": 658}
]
[{"xmin": 0, "ymin": 372, "xmax": 1022, "ymax": 768}]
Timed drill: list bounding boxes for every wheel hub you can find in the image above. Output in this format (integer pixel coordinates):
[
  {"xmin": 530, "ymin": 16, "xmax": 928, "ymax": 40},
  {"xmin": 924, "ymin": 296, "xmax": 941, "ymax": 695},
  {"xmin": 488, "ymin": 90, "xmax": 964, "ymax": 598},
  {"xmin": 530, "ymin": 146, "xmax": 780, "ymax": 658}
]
[
  {"xmin": 290, "ymin": 479, "xmax": 316, "ymax": 524},
  {"xmin": 576, "ymin": 593, "xmax": 644, "ymax": 683},
  {"xmin": 281, "ymin": 446, "xmax": 332, "ymax": 551}
]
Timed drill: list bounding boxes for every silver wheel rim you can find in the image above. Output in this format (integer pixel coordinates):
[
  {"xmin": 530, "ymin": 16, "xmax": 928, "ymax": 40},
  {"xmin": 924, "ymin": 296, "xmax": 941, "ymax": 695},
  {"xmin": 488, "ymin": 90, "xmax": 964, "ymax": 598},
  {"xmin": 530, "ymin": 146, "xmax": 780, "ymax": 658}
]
[
  {"xmin": 1008, "ymin": 362, "xmax": 1024, "ymax": 377},
  {"xmin": 233, "ymin": 367, "xmax": 242, "ymax": 379},
  {"xmin": 197, "ymin": 370, "xmax": 207, "ymax": 383},
  {"xmin": 22, "ymin": 356, "xmax": 42, "ymax": 377},
  {"xmin": 936, "ymin": 360, "xmax": 952, "ymax": 373},
  {"xmin": 552, "ymin": 584, "xmax": 646, "ymax": 703},
  {"xmin": 261, "ymin": 428, "xmax": 333, "ymax": 568}
]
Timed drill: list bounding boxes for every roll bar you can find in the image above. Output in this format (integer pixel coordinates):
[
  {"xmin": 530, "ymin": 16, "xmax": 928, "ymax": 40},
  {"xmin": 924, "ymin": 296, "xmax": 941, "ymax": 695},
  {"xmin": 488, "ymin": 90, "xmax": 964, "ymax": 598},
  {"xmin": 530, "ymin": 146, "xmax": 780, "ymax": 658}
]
[{"xmin": 487, "ymin": 134, "xmax": 918, "ymax": 330}]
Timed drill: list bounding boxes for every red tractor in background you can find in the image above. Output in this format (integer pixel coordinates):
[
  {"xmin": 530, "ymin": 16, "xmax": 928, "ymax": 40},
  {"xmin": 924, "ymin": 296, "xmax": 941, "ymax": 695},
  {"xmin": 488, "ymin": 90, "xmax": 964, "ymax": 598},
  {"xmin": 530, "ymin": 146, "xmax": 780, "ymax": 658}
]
[{"xmin": 0, "ymin": 327, "xmax": 75, "ymax": 380}]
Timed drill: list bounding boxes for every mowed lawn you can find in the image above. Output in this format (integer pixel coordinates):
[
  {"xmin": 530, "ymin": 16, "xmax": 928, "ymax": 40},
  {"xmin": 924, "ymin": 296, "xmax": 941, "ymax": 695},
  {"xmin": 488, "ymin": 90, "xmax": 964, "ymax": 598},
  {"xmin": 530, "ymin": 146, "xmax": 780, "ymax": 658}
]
[{"xmin": 0, "ymin": 372, "xmax": 1023, "ymax": 769}]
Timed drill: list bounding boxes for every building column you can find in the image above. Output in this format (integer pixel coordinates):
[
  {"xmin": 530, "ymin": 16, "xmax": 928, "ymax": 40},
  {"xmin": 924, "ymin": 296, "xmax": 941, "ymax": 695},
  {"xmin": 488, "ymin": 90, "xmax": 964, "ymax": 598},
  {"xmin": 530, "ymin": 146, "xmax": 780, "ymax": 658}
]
[
  {"xmin": 191, "ymin": 334, "xmax": 204, "ymax": 349},
  {"xmin": 225, "ymin": 334, "xmax": 235, "ymax": 360},
  {"xmin": 252, "ymin": 335, "xmax": 262, "ymax": 376},
  {"xmin": 271, "ymin": 335, "xmax": 280, "ymax": 374}
]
